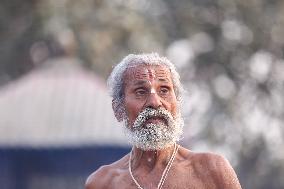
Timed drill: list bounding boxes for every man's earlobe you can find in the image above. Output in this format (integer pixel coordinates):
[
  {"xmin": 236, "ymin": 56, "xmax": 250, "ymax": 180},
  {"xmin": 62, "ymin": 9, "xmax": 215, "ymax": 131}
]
[{"xmin": 112, "ymin": 100, "xmax": 124, "ymax": 122}]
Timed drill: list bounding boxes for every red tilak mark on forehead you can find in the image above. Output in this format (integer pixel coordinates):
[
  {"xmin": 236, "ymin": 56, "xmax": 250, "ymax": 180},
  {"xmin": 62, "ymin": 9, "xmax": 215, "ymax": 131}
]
[
  {"xmin": 147, "ymin": 69, "xmax": 156, "ymax": 79},
  {"xmin": 128, "ymin": 66, "xmax": 170, "ymax": 81},
  {"xmin": 132, "ymin": 68, "xmax": 157, "ymax": 80}
]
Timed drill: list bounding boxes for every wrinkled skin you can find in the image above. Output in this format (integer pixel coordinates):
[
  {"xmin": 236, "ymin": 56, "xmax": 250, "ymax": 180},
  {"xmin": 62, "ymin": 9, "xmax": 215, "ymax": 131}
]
[{"xmin": 85, "ymin": 65, "xmax": 242, "ymax": 189}]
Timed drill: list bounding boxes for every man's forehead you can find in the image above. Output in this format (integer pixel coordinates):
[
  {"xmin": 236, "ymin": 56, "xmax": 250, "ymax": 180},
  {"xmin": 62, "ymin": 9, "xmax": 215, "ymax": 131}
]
[{"xmin": 124, "ymin": 65, "xmax": 172, "ymax": 81}]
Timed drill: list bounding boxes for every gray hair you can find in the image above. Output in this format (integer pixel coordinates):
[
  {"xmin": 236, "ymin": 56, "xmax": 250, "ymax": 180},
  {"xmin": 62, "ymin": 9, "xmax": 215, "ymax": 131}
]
[{"xmin": 107, "ymin": 53, "xmax": 184, "ymax": 121}]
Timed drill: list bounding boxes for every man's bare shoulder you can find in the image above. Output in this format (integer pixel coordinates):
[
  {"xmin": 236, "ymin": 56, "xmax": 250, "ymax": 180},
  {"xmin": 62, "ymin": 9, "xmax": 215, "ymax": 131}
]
[
  {"xmin": 85, "ymin": 153, "xmax": 130, "ymax": 189},
  {"xmin": 179, "ymin": 147, "xmax": 233, "ymax": 171},
  {"xmin": 85, "ymin": 165, "xmax": 111, "ymax": 189},
  {"xmin": 178, "ymin": 147, "xmax": 242, "ymax": 188}
]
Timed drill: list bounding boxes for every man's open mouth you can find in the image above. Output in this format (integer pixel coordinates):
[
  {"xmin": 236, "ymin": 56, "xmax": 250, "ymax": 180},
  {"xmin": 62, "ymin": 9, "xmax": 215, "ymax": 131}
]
[{"xmin": 144, "ymin": 116, "xmax": 167, "ymax": 125}]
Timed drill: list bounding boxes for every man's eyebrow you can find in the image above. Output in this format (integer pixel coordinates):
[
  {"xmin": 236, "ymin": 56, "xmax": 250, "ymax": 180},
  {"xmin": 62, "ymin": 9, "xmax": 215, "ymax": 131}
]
[
  {"xmin": 158, "ymin": 78, "xmax": 170, "ymax": 82},
  {"xmin": 133, "ymin": 80, "xmax": 148, "ymax": 86}
]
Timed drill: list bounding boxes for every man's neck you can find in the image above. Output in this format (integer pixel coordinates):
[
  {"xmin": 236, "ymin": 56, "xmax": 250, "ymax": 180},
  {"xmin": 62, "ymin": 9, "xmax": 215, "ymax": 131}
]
[{"xmin": 130, "ymin": 144, "xmax": 176, "ymax": 171}]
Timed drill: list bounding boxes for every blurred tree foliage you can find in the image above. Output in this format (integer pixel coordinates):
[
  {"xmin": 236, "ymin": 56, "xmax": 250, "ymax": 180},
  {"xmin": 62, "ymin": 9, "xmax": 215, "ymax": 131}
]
[
  {"xmin": 0, "ymin": 0, "xmax": 40, "ymax": 85},
  {"xmin": 1, "ymin": 0, "xmax": 284, "ymax": 188}
]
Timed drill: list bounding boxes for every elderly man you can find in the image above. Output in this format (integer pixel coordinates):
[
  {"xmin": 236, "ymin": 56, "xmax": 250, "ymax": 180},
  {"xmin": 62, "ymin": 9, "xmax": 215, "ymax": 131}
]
[{"xmin": 85, "ymin": 53, "xmax": 242, "ymax": 189}]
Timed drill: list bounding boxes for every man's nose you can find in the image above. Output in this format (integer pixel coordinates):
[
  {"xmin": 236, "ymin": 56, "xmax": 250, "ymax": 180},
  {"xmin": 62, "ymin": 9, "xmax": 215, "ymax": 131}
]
[{"xmin": 145, "ymin": 92, "xmax": 162, "ymax": 109}]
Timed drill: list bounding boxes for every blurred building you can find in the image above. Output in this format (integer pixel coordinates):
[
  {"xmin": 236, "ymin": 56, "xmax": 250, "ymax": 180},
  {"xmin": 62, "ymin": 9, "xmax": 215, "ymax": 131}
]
[{"xmin": 0, "ymin": 57, "xmax": 129, "ymax": 189}]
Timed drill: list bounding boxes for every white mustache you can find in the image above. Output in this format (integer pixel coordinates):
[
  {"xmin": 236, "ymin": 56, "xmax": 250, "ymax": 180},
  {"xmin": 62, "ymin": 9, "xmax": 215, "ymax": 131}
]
[{"xmin": 132, "ymin": 107, "xmax": 174, "ymax": 129}]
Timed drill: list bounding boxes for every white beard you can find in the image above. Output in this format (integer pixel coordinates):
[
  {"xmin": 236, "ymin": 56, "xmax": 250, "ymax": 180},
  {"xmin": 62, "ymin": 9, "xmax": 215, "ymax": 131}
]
[{"xmin": 124, "ymin": 107, "xmax": 184, "ymax": 151}]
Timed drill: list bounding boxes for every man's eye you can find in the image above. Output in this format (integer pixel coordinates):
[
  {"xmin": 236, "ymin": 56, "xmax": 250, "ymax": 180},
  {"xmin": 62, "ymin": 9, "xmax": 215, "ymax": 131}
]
[
  {"xmin": 135, "ymin": 89, "xmax": 147, "ymax": 96},
  {"xmin": 159, "ymin": 87, "xmax": 170, "ymax": 95}
]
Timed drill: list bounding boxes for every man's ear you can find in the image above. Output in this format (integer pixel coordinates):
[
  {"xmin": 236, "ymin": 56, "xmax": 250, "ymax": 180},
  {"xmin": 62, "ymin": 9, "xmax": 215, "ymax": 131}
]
[{"xmin": 112, "ymin": 100, "xmax": 124, "ymax": 122}]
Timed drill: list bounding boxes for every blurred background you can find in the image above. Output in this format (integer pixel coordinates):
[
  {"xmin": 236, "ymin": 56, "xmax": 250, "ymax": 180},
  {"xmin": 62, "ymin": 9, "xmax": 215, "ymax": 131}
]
[{"xmin": 0, "ymin": 0, "xmax": 284, "ymax": 188}]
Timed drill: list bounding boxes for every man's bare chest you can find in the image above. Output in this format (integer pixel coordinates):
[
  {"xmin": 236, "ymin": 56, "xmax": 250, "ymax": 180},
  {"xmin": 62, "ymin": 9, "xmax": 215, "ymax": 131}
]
[{"xmin": 107, "ymin": 169, "xmax": 217, "ymax": 189}]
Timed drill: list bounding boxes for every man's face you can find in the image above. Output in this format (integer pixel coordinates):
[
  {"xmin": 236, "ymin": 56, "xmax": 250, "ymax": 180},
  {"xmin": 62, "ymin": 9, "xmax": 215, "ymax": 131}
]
[
  {"xmin": 122, "ymin": 64, "xmax": 183, "ymax": 150},
  {"xmin": 123, "ymin": 64, "xmax": 178, "ymax": 125}
]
